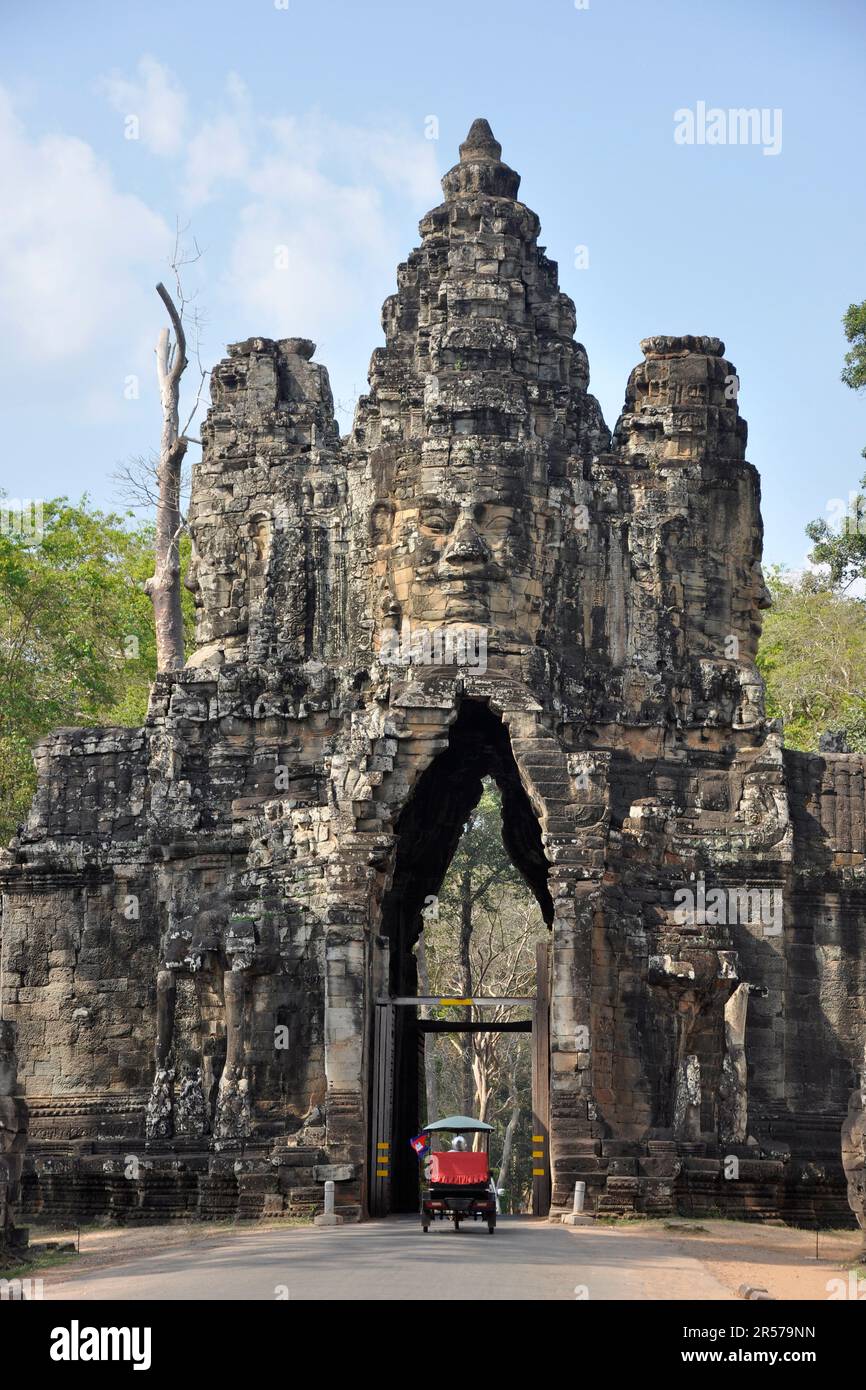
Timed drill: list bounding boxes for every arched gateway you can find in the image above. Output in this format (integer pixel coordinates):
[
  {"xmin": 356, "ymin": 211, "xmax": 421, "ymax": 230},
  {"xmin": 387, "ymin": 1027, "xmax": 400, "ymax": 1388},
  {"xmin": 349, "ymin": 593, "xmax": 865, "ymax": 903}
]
[{"xmin": 2, "ymin": 121, "xmax": 864, "ymax": 1226}]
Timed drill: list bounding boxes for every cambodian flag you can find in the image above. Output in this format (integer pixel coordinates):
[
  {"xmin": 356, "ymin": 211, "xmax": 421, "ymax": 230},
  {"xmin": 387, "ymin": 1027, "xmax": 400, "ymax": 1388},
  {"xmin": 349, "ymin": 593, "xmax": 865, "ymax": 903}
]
[{"xmin": 409, "ymin": 1133, "xmax": 428, "ymax": 1157}]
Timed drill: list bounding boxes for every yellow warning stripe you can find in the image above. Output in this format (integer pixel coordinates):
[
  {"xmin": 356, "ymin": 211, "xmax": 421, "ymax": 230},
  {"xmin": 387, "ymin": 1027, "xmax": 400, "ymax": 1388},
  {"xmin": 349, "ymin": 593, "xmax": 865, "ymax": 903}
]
[
  {"xmin": 439, "ymin": 998, "xmax": 472, "ymax": 1006},
  {"xmin": 532, "ymin": 1135, "xmax": 544, "ymax": 1143},
  {"xmin": 532, "ymin": 1167, "xmax": 545, "ymax": 1176}
]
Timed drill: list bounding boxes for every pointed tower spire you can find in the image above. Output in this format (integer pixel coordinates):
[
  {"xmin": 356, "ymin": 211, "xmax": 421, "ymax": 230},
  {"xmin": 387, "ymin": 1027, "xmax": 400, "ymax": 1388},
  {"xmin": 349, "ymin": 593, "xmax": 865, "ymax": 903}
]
[
  {"xmin": 441, "ymin": 117, "xmax": 520, "ymax": 200},
  {"xmin": 459, "ymin": 118, "xmax": 502, "ymax": 163}
]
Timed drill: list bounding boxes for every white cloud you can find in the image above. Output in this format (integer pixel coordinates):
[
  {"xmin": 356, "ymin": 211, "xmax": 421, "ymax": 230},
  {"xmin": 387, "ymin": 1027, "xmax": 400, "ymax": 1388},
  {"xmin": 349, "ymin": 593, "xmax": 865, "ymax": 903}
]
[
  {"xmin": 185, "ymin": 116, "xmax": 250, "ymax": 205},
  {"xmin": 263, "ymin": 112, "xmax": 441, "ymax": 205},
  {"xmin": 0, "ymin": 60, "xmax": 442, "ymax": 430},
  {"xmin": 220, "ymin": 110, "xmax": 440, "ymax": 340},
  {"xmin": 326, "ymin": 120, "xmax": 443, "ymax": 206},
  {"xmin": 183, "ymin": 75, "xmax": 252, "ymax": 205},
  {"xmin": 228, "ymin": 180, "xmax": 388, "ymax": 331},
  {"xmin": 0, "ymin": 86, "xmax": 171, "ymax": 365},
  {"xmin": 100, "ymin": 55, "xmax": 187, "ymax": 156},
  {"xmin": 93, "ymin": 59, "xmax": 443, "ymax": 352}
]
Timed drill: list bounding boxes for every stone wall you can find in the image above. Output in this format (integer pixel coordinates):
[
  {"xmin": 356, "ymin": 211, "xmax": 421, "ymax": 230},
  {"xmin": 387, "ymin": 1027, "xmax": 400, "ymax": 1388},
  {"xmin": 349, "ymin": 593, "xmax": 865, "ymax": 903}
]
[
  {"xmin": 0, "ymin": 1022, "xmax": 29, "ymax": 1256},
  {"xmin": 1, "ymin": 120, "xmax": 864, "ymax": 1225},
  {"xmin": 841, "ymin": 1049, "xmax": 866, "ymax": 1244}
]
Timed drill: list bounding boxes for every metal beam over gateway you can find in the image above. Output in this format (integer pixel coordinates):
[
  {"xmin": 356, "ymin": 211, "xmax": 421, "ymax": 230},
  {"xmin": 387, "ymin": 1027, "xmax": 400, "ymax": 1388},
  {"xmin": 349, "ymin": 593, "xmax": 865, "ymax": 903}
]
[{"xmin": 381, "ymin": 997, "xmax": 534, "ymax": 1008}]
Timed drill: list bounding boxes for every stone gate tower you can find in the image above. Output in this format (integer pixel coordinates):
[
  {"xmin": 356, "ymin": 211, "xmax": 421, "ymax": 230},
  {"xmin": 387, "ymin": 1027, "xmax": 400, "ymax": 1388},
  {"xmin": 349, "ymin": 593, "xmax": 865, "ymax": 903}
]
[{"xmin": 2, "ymin": 121, "xmax": 864, "ymax": 1223}]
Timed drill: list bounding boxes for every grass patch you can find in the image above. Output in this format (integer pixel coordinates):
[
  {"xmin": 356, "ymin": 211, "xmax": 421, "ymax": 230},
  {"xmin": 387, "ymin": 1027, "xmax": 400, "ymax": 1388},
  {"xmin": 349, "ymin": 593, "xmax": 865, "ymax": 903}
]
[
  {"xmin": 594, "ymin": 1213, "xmax": 651, "ymax": 1226},
  {"xmin": 0, "ymin": 1248, "xmax": 79, "ymax": 1280}
]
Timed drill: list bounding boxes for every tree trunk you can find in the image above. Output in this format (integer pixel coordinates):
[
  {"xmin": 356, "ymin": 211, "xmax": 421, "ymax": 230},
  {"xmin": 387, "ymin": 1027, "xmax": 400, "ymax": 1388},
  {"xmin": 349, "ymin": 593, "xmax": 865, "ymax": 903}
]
[
  {"xmin": 472, "ymin": 1046, "xmax": 491, "ymax": 1125},
  {"xmin": 459, "ymin": 867, "xmax": 474, "ymax": 1114},
  {"xmin": 416, "ymin": 934, "xmax": 438, "ymax": 1124},
  {"xmin": 497, "ymin": 1064, "xmax": 520, "ymax": 1213},
  {"xmin": 144, "ymin": 283, "xmax": 188, "ymax": 671}
]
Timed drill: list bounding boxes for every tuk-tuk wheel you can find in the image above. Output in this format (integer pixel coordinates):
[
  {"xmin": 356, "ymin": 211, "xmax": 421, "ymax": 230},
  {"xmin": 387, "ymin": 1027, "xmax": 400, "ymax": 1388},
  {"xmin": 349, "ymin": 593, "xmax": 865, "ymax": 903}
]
[
  {"xmin": 422, "ymin": 1224, "xmax": 429, "ymax": 1233},
  {"xmin": 487, "ymin": 1220, "xmax": 495, "ymax": 1233}
]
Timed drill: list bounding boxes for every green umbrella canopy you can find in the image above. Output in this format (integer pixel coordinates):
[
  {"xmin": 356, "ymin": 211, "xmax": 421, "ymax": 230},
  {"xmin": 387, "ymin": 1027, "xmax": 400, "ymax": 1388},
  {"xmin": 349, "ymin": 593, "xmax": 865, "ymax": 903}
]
[{"xmin": 422, "ymin": 1115, "xmax": 494, "ymax": 1133}]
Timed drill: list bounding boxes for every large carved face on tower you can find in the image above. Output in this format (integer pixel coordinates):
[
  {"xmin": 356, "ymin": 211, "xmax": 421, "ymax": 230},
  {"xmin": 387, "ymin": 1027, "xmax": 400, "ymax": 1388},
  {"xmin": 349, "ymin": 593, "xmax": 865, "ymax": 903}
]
[
  {"xmin": 371, "ymin": 454, "xmax": 551, "ymax": 649},
  {"xmin": 184, "ymin": 513, "xmax": 272, "ymax": 651},
  {"xmin": 185, "ymin": 524, "xmax": 242, "ymax": 643}
]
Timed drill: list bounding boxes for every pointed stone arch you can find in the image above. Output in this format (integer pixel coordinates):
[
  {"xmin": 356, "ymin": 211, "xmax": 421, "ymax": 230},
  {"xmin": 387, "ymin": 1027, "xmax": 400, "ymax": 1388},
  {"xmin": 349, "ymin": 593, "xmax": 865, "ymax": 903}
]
[{"xmin": 357, "ymin": 685, "xmax": 606, "ymax": 1213}]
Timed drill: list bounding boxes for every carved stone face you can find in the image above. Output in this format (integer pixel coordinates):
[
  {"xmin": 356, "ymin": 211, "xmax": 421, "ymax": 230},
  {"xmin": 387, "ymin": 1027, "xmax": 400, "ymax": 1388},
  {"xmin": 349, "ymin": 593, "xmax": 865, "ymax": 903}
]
[
  {"xmin": 185, "ymin": 514, "xmax": 273, "ymax": 648},
  {"xmin": 372, "ymin": 469, "xmax": 549, "ymax": 644},
  {"xmin": 751, "ymin": 559, "xmax": 772, "ymax": 614},
  {"xmin": 185, "ymin": 525, "xmax": 241, "ymax": 642}
]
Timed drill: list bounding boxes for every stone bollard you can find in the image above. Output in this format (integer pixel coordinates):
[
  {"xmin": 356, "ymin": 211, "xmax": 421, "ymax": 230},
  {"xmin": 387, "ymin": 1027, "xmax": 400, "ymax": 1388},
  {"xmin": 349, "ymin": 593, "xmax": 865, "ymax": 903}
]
[
  {"xmin": 562, "ymin": 1179, "xmax": 592, "ymax": 1226},
  {"xmin": 313, "ymin": 1178, "xmax": 343, "ymax": 1228}
]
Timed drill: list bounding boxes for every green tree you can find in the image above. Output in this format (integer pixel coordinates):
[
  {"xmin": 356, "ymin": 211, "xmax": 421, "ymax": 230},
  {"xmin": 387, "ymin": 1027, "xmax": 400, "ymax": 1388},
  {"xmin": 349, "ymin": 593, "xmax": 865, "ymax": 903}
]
[
  {"xmin": 757, "ymin": 567, "xmax": 866, "ymax": 751},
  {"xmin": 0, "ymin": 497, "xmax": 193, "ymax": 841},
  {"xmin": 806, "ymin": 484, "xmax": 866, "ymax": 591},
  {"xmin": 804, "ymin": 299, "xmax": 866, "ymax": 585},
  {"xmin": 841, "ymin": 299, "xmax": 866, "ymax": 394}
]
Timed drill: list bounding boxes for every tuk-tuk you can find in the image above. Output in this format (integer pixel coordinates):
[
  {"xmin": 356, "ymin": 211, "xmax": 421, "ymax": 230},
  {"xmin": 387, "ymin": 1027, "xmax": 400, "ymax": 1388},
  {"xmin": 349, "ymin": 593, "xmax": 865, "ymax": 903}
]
[{"xmin": 419, "ymin": 1115, "xmax": 497, "ymax": 1233}]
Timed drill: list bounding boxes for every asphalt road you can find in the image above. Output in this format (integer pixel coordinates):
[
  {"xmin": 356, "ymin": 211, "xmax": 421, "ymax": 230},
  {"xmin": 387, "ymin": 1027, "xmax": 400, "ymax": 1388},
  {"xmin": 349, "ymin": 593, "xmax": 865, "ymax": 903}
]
[{"xmin": 42, "ymin": 1217, "xmax": 734, "ymax": 1301}]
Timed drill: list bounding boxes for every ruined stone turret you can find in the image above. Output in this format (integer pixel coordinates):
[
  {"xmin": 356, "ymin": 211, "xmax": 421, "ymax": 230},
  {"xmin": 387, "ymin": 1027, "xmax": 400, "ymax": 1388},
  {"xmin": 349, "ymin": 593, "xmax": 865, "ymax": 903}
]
[
  {"xmin": 1, "ymin": 122, "xmax": 864, "ymax": 1227},
  {"xmin": 186, "ymin": 335, "xmax": 344, "ymax": 670}
]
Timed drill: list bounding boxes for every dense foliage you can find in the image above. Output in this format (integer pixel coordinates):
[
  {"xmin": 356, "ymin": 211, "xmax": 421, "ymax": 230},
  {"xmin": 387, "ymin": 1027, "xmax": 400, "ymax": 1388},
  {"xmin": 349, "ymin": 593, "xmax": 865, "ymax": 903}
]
[
  {"xmin": 0, "ymin": 497, "xmax": 193, "ymax": 841},
  {"xmin": 757, "ymin": 568, "xmax": 866, "ymax": 752},
  {"xmin": 759, "ymin": 297, "xmax": 866, "ymax": 751}
]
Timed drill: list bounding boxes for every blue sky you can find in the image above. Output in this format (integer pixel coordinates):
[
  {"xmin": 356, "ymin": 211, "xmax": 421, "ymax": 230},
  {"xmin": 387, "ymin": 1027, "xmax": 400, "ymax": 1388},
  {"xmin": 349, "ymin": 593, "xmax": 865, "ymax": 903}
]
[{"xmin": 2, "ymin": 0, "xmax": 864, "ymax": 569}]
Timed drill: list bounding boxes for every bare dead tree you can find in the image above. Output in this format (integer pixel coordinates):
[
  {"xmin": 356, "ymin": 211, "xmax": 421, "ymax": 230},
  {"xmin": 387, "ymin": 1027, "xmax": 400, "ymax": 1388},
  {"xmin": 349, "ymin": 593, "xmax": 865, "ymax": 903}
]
[
  {"xmin": 431, "ymin": 859, "xmax": 540, "ymax": 1150},
  {"xmin": 141, "ymin": 225, "xmax": 208, "ymax": 671},
  {"xmin": 114, "ymin": 452, "xmax": 192, "ymax": 519},
  {"xmin": 496, "ymin": 1053, "xmax": 521, "ymax": 1206},
  {"xmin": 416, "ymin": 934, "xmax": 439, "ymax": 1124},
  {"xmin": 144, "ymin": 282, "xmax": 187, "ymax": 670}
]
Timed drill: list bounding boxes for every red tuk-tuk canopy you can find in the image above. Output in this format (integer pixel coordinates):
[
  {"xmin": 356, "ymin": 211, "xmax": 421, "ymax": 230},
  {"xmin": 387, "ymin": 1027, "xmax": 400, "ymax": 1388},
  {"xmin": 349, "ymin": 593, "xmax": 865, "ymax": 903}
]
[{"xmin": 429, "ymin": 1151, "xmax": 490, "ymax": 1185}]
